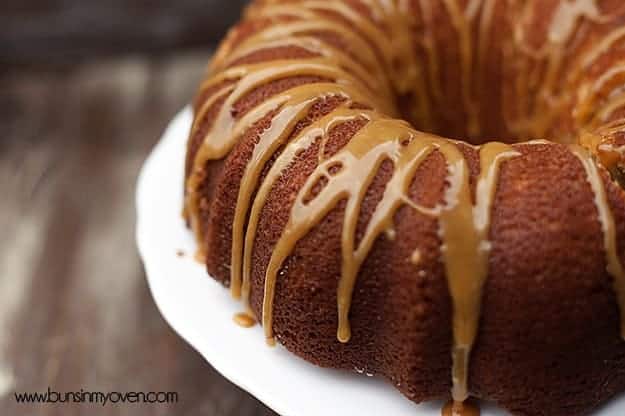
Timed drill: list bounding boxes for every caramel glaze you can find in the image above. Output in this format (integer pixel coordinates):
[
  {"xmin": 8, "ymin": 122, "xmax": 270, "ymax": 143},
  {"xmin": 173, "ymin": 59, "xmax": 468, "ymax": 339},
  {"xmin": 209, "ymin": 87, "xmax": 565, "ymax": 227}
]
[
  {"xmin": 234, "ymin": 312, "xmax": 257, "ymax": 328},
  {"xmin": 183, "ymin": 0, "xmax": 625, "ymax": 411},
  {"xmin": 442, "ymin": 399, "xmax": 480, "ymax": 416},
  {"xmin": 580, "ymin": 120, "xmax": 625, "ymax": 183}
]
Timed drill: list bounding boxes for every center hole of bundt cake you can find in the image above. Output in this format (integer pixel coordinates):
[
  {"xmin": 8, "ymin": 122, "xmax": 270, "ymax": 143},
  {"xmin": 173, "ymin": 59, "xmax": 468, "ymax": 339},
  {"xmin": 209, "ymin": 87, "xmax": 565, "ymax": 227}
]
[
  {"xmin": 393, "ymin": 89, "xmax": 539, "ymax": 146},
  {"xmin": 224, "ymin": 36, "xmax": 529, "ymax": 146}
]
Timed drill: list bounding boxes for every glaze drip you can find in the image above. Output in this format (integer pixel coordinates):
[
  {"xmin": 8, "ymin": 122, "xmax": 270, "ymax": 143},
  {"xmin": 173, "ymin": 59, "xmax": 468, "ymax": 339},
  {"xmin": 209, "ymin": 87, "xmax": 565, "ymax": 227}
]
[
  {"xmin": 571, "ymin": 145, "xmax": 625, "ymax": 337},
  {"xmin": 443, "ymin": 399, "xmax": 481, "ymax": 416},
  {"xmin": 442, "ymin": 142, "xmax": 519, "ymax": 401}
]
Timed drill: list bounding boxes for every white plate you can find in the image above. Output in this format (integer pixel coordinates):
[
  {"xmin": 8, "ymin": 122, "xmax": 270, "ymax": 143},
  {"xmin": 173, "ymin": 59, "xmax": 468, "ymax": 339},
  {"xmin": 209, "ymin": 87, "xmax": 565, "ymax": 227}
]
[{"xmin": 136, "ymin": 108, "xmax": 625, "ymax": 416}]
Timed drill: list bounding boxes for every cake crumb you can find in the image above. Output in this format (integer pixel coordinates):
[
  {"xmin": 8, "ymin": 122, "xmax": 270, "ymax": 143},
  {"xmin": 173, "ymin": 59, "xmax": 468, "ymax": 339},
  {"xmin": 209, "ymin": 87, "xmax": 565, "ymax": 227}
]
[{"xmin": 176, "ymin": 249, "xmax": 185, "ymax": 258}]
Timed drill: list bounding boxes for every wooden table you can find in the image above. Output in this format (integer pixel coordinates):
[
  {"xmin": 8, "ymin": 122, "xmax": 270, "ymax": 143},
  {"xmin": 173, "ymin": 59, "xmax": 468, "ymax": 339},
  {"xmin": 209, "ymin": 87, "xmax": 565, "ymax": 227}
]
[{"xmin": 0, "ymin": 52, "xmax": 278, "ymax": 416}]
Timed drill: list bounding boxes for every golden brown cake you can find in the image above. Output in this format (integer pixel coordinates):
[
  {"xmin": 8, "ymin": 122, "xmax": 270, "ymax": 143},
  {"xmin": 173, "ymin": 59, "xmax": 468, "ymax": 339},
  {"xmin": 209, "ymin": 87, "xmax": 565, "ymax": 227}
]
[{"xmin": 182, "ymin": 1, "xmax": 625, "ymax": 414}]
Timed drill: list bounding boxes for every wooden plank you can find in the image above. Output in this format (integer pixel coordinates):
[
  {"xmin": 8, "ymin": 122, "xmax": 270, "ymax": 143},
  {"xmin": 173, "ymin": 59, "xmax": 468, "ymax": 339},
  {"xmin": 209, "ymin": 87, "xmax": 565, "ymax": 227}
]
[
  {"xmin": 0, "ymin": 52, "xmax": 278, "ymax": 415},
  {"xmin": 1, "ymin": 0, "xmax": 249, "ymax": 64}
]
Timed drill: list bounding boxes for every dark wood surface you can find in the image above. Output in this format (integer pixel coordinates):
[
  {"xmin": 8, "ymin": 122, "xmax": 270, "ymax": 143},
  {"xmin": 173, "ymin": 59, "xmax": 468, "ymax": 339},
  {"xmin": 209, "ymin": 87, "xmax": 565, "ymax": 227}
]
[
  {"xmin": 0, "ymin": 52, "xmax": 278, "ymax": 416},
  {"xmin": 1, "ymin": 0, "xmax": 249, "ymax": 65}
]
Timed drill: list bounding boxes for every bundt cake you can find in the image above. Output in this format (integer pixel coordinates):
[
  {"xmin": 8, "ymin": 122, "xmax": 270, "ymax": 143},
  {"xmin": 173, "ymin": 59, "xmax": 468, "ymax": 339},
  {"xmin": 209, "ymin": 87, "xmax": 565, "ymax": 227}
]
[{"xmin": 182, "ymin": 0, "xmax": 625, "ymax": 414}]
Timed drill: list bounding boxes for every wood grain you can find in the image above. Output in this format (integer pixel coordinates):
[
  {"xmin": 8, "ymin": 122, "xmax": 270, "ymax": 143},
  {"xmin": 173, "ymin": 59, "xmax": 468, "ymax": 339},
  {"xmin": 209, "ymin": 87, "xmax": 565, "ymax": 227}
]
[{"xmin": 0, "ymin": 52, "xmax": 278, "ymax": 416}]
